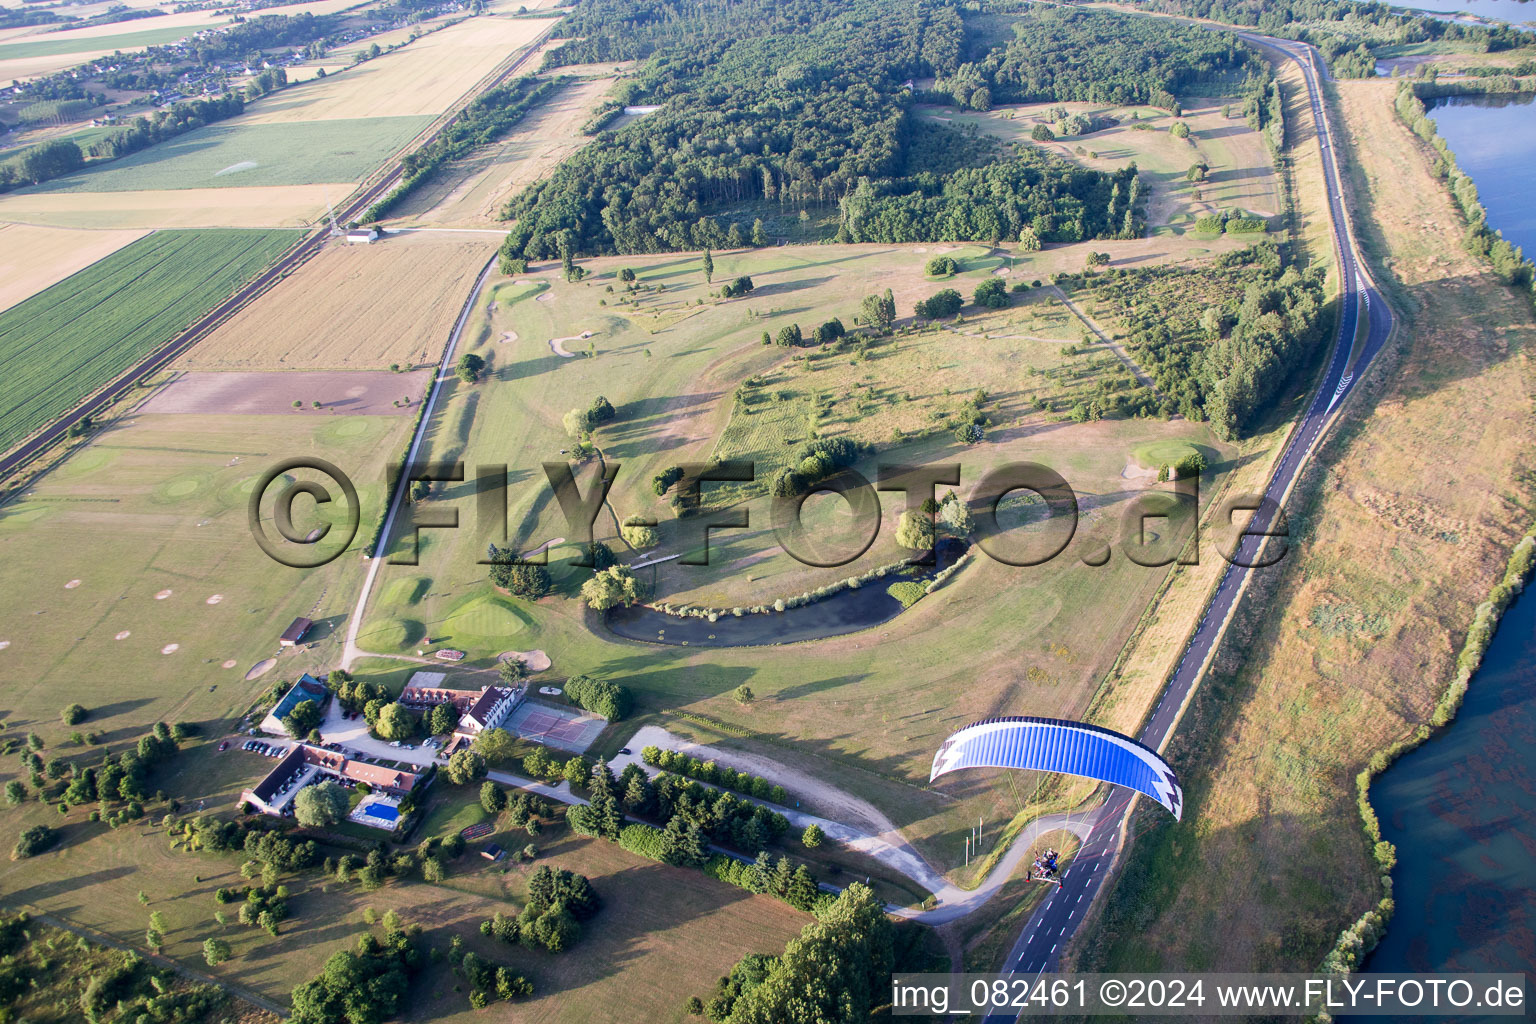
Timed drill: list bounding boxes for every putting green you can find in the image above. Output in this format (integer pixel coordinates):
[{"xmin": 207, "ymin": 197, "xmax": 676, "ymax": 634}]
[
  {"xmin": 381, "ymin": 575, "xmax": 430, "ymax": 607},
  {"xmin": 1132, "ymin": 441, "xmax": 1201, "ymax": 471},
  {"xmin": 152, "ymin": 471, "xmax": 212, "ymax": 503},
  {"xmin": 442, "ymin": 593, "xmax": 529, "ymax": 646},
  {"xmin": 357, "ymin": 618, "xmax": 421, "ymax": 650}
]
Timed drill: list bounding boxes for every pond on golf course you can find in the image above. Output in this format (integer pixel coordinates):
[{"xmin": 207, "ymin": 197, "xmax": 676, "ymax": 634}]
[{"xmin": 604, "ymin": 540, "xmax": 967, "ymax": 647}]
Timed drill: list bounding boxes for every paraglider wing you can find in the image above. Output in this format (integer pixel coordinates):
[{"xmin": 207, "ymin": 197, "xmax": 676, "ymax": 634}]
[{"xmin": 929, "ymin": 716, "xmax": 1183, "ymax": 820}]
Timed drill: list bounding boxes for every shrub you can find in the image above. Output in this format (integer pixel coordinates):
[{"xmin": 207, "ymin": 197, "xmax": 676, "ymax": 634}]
[
  {"xmin": 924, "ymin": 255, "xmax": 958, "ymax": 277},
  {"xmin": 13, "ymin": 824, "xmax": 57, "ymax": 860},
  {"xmin": 60, "ymin": 703, "xmax": 87, "ymax": 725},
  {"xmin": 974, "ymin": 277, "xmax": 1009, "ymax": 308},
  {"xmin": 564, "ymin": 675, "xmax": 631, "ymax": 721}
]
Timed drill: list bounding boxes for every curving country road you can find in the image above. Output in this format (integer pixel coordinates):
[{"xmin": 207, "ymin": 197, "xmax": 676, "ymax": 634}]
[
  {"xmin": 985, "ymin": 33, "xmax": 1394, "ymax": 1005},
  {"xmin": 0, "ymin": 21, "xmax": 556, "ymax": 487}
]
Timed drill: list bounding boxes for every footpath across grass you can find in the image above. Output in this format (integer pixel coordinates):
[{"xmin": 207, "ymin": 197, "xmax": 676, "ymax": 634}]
[{"xmin": 0, "ymin": 228, "xmax": 298, "ymax": 451}]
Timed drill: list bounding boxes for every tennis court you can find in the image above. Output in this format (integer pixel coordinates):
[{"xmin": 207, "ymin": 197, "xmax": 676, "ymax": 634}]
[{"xmin": 504, "ymin": 700, "xmax": 605, "ymax": 753}]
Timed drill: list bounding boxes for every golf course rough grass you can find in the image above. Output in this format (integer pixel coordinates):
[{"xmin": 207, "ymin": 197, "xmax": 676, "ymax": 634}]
[
  {"xmin": 0, "ymin": 228, "xmax": 299, "ymax": 452},
  {"xmin": 26, "ymin": 117, "xmax": 433, "ymax": 193}
]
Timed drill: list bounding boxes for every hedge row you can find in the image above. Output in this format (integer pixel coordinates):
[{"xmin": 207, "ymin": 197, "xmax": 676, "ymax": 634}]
[
  {"xmin": 641, "ymin": 746, "xmax": 789, "ymax": 804},
  {"xmin": 648, "ymin": 557, "xmax": 914, "ymax": 620}
]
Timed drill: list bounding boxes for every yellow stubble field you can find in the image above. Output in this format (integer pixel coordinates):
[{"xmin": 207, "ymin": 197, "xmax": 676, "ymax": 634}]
[
  {"xmin": 0, "ymin": 183, "xmax": 347, "ymax": 229},
  {"xmin": 176, "ymin": 232, "xmax": 496, "ymax": 370},
  {"xmin": 0, "ymin": 222, "xmax": 149, "ymax": 313},
  {"xmin": 232, "ymin": 13, "xmax": 561, "ymax": 125}
]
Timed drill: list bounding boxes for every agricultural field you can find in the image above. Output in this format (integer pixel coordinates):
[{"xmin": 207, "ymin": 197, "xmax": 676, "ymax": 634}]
[
  {"xmin": 178, "ymin": 233, "xmax": 496, "ymax": 370},
  {"xmin": 235, "ymin": 14, "xmax": 560, "ymax": 124},
  {"xmin": 922, "ymin": 94, "xmax": 1280, "ymax": 234},
  {"xmin": 0, "ymin": 222, "xmax": 148, "ymax": 313},
  {"xmin": 0, "ymin": 228, "xmax": 298, "ymax": 453},
  {"xmin": 0, "ymin": 184, "xmax": 345, "ymax": 229},
  {"xmin": 21, "ymin": 117, "xmax": 434, "ymax": 193},
  {"xmin": 388, "ymin": 75, "xmax": 619, "ymax": 227},
  {"xmin": 354, "ymin": 241, "xmax": 1238, "ymax": 875}
]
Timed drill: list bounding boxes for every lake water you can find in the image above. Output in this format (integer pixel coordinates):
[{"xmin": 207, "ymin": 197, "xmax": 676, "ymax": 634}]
[
  {"xmin": 1361, "ymin": 90, "xmax": 1536, "ymax": 989},
  {"xmin": 1427, "ymin": 93, "xmax": 1536, "ymax": 254},
  {"xmin": 1364, "ymin": 591, "xmax": 1536, "ymax": 980},
  {"xmin": 1390, "ymin": 0, "xmax": 1536, "ymax": 27}
]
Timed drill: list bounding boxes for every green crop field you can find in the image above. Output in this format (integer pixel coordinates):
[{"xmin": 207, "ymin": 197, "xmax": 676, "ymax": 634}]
[
  {"xmin": 0, "ymin": 24, "xmax": 210, "ymax": 61},
  {"xmin": 28, "ymin": 116, "xmax": 433, "ymax": 192},
  {"xmin": 0, "ymin": 228, "xmax": 298, "ymax": 452}
]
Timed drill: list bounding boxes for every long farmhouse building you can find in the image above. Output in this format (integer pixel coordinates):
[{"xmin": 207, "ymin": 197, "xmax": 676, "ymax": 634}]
[{"xmin": 240, "ymin": 743, "xmax": 420, "ymax": 817}]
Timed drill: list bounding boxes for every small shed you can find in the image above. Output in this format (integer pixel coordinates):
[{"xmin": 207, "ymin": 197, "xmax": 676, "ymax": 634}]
[
  {"xmin": 346, "ymin": 227, "xmax": 380, "ymax": 245},
  {"xmin": 279, "ymin": 617, "xmax": 313, "ymax": 647},
  {"xmin": 481, "ymin": 843, "xmax": 505, "ymax": 862}
]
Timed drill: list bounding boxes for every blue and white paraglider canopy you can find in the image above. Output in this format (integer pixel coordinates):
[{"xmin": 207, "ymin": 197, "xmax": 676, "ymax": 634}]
[{"xmin": 930, "ymin": 716, "xmax": 1184, "ymax": 820}]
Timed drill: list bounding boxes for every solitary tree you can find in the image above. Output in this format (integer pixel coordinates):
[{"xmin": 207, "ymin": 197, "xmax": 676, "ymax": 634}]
[
  {"xmin": 293, "ymin": 781, "xmax": 348, "ymax": 828},
  {"xmin": 895, "ymin": 510, "xmax": 935, "ymax": 552},
  {"xmin": 802, "ymin": 823, "xmax": 824, "ymax": 848},
  {"xmin": 861, "ymin": 289, "xmax": 897, "ymax": 332},
  {"xmin": 701, "ymin": 249, "xmax": 714, "ymax": 284},
  {"xmin": 375, "ymin": 702, "xmax": 417, "ymax": 741},
  {"xmin": 203, "ymin": 937, "xmax": 232, "ymax": 966},
  {"xmin": 427, "ymin": 702, "xmax": 458, "ymax": 736},
  {"xmin": 456, "ymin": 352, "xmax": 485, "ymax": 384},
  {"xmin": 60, "ymin": 703, "xmax": 87, "ymax": 725},
  {"xmin": 446, "ymin": 750, "xmax": 489, "ymax": 786},
  {"xmin": 619, "ymin": 515, "xmax": 659, "ymax": 549},
  {"xmin": 580, "ymin": 565, "xmax": 645, "ymax": 611}
]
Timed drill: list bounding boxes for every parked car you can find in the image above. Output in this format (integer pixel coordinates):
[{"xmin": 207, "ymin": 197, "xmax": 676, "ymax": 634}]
[{"xmin": 218, "ymin": 741, "xmax": 229, "ymax": 751}]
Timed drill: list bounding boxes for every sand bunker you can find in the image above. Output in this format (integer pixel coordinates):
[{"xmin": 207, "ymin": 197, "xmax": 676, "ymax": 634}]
[
  {"xmin": 222, "ymin": 659, "xmax": 238, "ymax": 669},
  {"xmin": 499, "ymin": 330, "xmax": 519, "ymax": 343},
  {"xmin": 245, "ymin": 657, "xmax": 277, "ymax": 680},
  {"xmin": 536, "ymin": 293, "xmax": 554, "ymax": 302},
  {"xmin": 155, "ymin": 589, "xmax": 173, "ymax": 600},
  {"xmin": 65, "ymin": 579, "xmax": 81, "ymax": 589},
  {"xmin": 499, "ymin": 649, "xmax": 552, "ymax": 672},
  {"xmin": 0, "ymin": 641, "xmax": 9, "ymax": 651},
  {"xmin": 115, "ymin": 630, "xmax": 131, "ymax": 640},
  {"xmin": 994, "ymin": 267, "xmax": 1011, "ymax": 276},
  {"xmin": 206, "ymin": 594, "xmax": 223, "ymax": 605},
  {"xmin": 549, "ymin": 331, "xmax": 594, "ymax": 358},
  {"xmin": 161, "ymin": 643, "xmax": 180, "ymax": 654}
]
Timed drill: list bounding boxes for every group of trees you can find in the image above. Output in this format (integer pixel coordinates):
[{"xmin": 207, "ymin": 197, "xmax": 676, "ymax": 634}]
[
  {"xmin": 579, "ymin": 564, "xmax": 647, "ymax": 611},
  {"xmin": 769, "ymin": 436, "xmax": 866, "ymax": 500},
  {"xmin": 687, "ymin": 883, "xmax": 893, "ymax": 1023},
  {"xmin": 703, "ymin": 851, "xmax": 824, "ymax": 912},
  {"xmin": 640, "ymin": 747, "xmax": 789, "ymax": 804},
  {"xmin": 290, "ymin": 921, "xmax": 424, "ymax": 1024},
  {"xmin": 1083, "ymin": 242, "xmax": 1328, "ymax": 437},
  {"xmin": 563, "ymin": 674, "xmax": 632, "ymax": 720},
  {"xmin": 486, "ymin": 544, "xmax": 553, "ymax": 598},
  {"xmin": 495, "ymin": 0, "xmax": 1155, "ymax": 259},
  {"xmin": 481, "ymin": 866, "xmax": 599, "ymax": 954},
  {"xmin": 931, "ymin": 7, "xmax": 1262, "ymax": 111}
]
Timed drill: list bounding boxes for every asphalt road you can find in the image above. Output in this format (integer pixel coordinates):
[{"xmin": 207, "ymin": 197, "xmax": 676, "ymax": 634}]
[
  {"xmin": 985, "ymin": 35, "xmax": 1395, "ymax": 1009},
  {"xmin": 0, "ymin": 21, "xmax": 555, "ymax": 486}
]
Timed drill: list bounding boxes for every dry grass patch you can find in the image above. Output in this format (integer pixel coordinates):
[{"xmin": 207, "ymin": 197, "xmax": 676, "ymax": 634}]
[
  {"xmin": 0, "ymin": 222, "xmax": 148, "ymax": 313},
  {"xmin": 179, "ymin": 233, "xmax": 494, "ymax": 370},
  {"xmin": 234, "ymin": 14, "xmax": 560, "ymax": 124},
  {"xmin": 390, "ymin": 76, "xmax": 618, "ymax": 227},
  {"xmin": 0, "ymin": 183, "xmax": 347, "ymax": 229}
]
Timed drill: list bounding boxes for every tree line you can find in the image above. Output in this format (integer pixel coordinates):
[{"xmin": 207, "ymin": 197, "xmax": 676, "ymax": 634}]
[{"xmin": 364, "ymin": 76, "xmax": 565, "ymax": 223}]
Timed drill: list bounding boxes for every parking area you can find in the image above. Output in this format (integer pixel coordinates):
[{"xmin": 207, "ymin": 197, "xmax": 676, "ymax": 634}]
[{"xmin": 503, "ymin": 700, "xmax": 605, "ymax": 754}]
